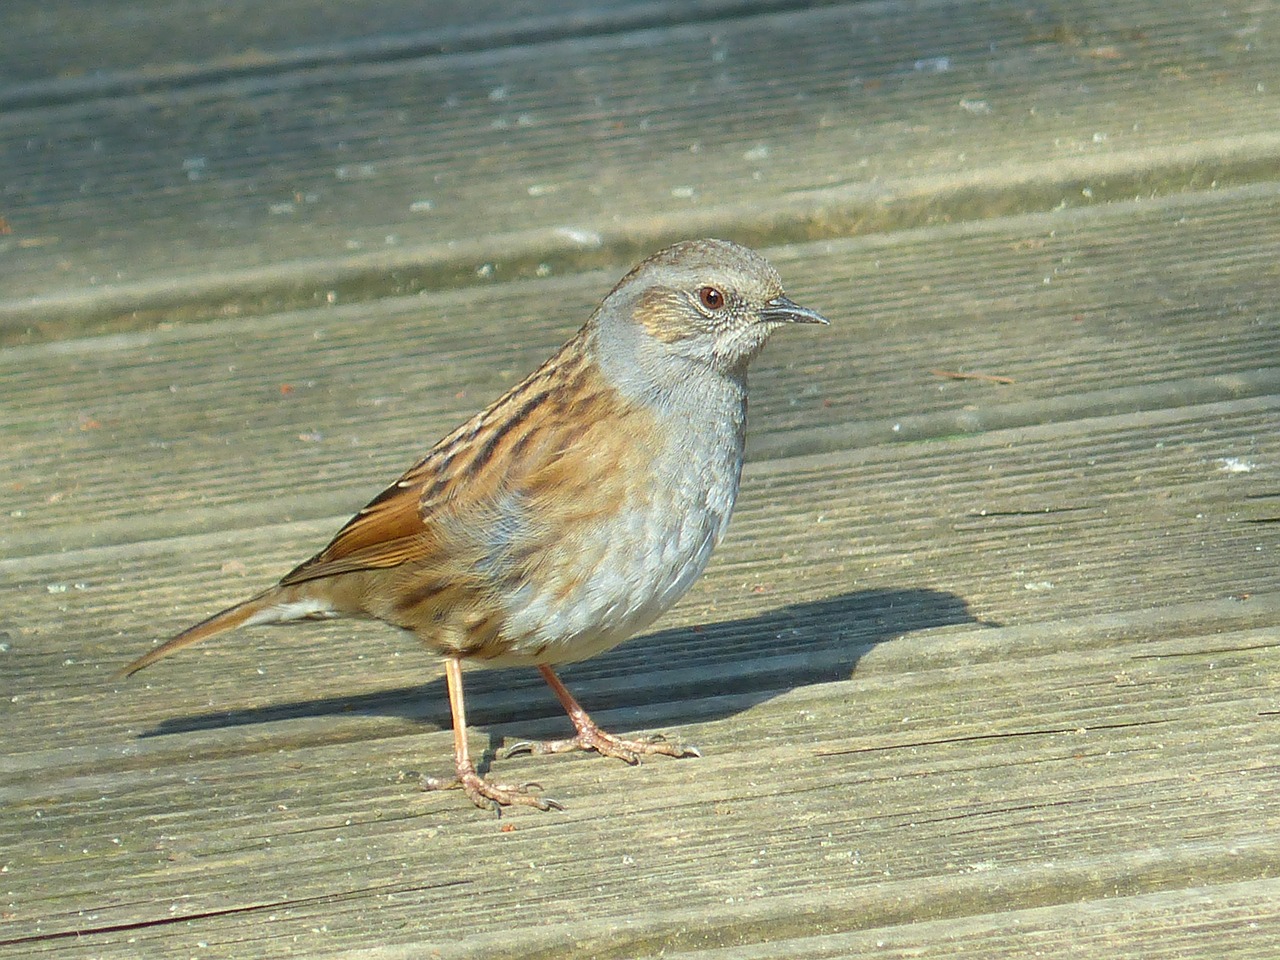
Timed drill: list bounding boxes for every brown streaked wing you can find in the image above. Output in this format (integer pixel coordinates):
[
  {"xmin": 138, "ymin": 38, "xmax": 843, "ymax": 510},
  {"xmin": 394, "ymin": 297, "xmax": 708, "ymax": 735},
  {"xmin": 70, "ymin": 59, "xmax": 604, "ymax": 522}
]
[
  {"xmin": 277, "ymin": 331, "xmax": 636, "ymax": 589},
  {"xmin": 279, "ymin": 469, "xmax": 440, "ymax": 586},
  {"xmin": 278, "ymin": 336, "xmax": 585, "ymax": 587}
]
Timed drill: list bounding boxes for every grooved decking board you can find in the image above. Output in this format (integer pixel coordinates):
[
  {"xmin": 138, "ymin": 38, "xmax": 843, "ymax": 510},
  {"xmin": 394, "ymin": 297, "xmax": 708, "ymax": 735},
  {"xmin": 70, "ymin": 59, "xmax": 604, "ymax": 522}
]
[
  {"xmin": 4, "ymin": 0, "xmax": 1280, "ymax": 335},
  {"xmin": 354, "ymin": 878, "xmax": 1280, "ymax": 959},
  {"xmin": 1, "ymin": 0, "xmax": 645, "ymax": 87}
]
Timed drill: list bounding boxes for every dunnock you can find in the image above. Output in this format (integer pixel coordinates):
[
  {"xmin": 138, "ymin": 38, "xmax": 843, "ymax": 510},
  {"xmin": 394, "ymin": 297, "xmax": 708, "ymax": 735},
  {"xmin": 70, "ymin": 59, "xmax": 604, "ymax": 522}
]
[{"xmin": 118, "ymin": 238, "xmax": 828, "ymax": 811}]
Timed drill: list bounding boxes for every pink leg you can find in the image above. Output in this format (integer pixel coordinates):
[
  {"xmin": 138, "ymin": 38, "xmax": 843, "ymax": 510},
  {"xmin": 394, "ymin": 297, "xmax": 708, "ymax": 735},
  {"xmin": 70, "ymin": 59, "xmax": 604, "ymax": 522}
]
[
  {"xmin": 421, "ymin": 657, "xmax": 563, "ymax": 812},
  {"xmin": 506, "ymin": 664, "xmax": 701, "ymax": 764}
]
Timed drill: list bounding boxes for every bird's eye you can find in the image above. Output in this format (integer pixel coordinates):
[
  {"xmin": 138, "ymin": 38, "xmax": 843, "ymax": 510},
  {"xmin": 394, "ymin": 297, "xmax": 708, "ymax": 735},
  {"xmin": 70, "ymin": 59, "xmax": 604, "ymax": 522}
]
[{"xmin": 698, "ymin": 286, "xmax": 725, "ymax": 311}]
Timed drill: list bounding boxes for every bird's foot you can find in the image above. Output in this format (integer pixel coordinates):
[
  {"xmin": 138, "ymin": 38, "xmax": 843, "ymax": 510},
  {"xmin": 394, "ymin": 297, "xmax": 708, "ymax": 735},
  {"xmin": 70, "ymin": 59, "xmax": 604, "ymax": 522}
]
[
  {"xmin": 421, "ymin": 769, "xmax": 563, "ymax": 813},
  {"xmin": 506, "ymin": 721, "xmax": 701, "ymax": 765}
]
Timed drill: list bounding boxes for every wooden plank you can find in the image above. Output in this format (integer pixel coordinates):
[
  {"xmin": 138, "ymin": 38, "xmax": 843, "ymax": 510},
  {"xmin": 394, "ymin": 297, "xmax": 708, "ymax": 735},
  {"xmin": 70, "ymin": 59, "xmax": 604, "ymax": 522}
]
[
  {"xmin": 329, "ymin": 878, "xmax": 1280, "ymax": 958},
  {"xmin": 606, "ymin": 880, "xmax": 1280, "ymax": 960},
  {"xmin": 2, "ymin": 184, "xmax": 1278, "ymax": 955},
  {"xmin": 4, "ymin": 1, "xmax": 875, "ymax": 95},
  {"xmin": 4, "ymin": 0, "xmax": 1280, "ymax": 337},
  {"xmin": 4, "ymin": 181, "xmax": 1278, "ymax": 561},
  {"xmin": 1, "ymin": 0, "xmax": 653, "ymax": 87}
]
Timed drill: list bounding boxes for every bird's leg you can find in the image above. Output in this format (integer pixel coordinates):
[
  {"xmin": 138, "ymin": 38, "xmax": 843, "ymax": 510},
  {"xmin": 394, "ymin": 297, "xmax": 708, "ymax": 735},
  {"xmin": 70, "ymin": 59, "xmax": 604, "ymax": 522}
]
[
  {"xmin": 506, "ymin": 665, "xmax": 701, "ymax": 763},
  {"xmin": 421, "ymin": 657, "xmax": 562, "ymax": 812}
]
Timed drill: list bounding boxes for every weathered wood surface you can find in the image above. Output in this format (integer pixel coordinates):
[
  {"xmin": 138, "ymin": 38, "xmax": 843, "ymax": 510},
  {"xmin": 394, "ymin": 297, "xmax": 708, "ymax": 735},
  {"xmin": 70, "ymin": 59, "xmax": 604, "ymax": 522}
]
[
  {"xmin": 2, "ymin": 0, "xmax": 1279, "ymax": 957},
  {"xmin": 5, "ymin": 0, "xmax": 1280, "ymax": 336}
]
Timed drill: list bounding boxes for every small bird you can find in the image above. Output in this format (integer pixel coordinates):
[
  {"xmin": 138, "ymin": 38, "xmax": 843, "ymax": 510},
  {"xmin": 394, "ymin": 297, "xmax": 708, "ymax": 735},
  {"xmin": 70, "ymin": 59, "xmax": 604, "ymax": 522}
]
[{"xmin": 118, "ymin": 239, "xmax": 827, "ymax": 811}]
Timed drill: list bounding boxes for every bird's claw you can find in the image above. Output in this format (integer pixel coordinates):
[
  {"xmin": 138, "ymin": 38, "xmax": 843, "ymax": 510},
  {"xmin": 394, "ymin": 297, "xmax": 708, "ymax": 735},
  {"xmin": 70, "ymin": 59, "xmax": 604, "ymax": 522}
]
[{"xmin": 420, "ymin": 771, "xmax": 563, "ymax": 813}]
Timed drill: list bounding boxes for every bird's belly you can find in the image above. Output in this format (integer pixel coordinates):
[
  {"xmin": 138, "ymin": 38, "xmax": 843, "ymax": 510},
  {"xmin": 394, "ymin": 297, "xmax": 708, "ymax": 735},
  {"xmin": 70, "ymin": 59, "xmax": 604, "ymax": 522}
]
[{"xmin": 489, "ymin": 464, "xmax": 738, "ymax": 666}]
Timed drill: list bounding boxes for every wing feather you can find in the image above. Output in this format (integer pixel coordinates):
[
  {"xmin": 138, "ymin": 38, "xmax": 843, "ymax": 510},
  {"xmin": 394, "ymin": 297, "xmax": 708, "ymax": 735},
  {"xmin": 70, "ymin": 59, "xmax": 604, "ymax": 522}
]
[{"xmin": 279, "ymin": 331, "xmax": 611, "ymax": 588}]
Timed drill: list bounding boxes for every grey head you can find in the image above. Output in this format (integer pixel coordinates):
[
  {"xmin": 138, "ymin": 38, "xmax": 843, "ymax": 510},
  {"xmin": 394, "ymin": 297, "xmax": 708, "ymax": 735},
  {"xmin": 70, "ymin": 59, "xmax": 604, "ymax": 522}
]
[{"xmin": 591, "ymin": 238, "xmax": 829, "ymax": 381}]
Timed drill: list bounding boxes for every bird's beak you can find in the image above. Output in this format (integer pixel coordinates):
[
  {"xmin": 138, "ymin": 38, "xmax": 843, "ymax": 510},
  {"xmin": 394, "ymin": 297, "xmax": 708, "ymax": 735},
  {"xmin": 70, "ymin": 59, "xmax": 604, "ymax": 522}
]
[{"xmin": 761, "ymin": 295, "xmax": 829, "ymax": 326}]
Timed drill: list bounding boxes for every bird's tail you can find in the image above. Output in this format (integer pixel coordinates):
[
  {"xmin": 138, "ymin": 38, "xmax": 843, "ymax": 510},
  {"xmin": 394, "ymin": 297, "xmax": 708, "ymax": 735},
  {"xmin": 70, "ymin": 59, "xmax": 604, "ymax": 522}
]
[{"xmin": 115, "ymin": 586, "xmax": 328, "ymax": 679}]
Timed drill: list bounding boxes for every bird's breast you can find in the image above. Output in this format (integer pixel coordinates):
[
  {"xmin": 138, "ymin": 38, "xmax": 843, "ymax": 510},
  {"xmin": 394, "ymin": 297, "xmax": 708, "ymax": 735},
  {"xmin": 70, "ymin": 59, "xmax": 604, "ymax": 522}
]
[{"xmin": 490, "ymin": 383, "xmax": 747, "ymax": 665}]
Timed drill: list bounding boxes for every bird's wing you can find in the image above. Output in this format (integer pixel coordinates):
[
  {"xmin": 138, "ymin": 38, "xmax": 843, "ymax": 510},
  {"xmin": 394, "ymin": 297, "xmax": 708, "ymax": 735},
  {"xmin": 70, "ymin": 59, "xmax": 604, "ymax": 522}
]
[
  {"xmin": 277, "ymin": 405, "xmax": 500, "ymax": 587},
  {"xmin": 277, "ymin": 335, "xmax": 644, "ymax": 588}
]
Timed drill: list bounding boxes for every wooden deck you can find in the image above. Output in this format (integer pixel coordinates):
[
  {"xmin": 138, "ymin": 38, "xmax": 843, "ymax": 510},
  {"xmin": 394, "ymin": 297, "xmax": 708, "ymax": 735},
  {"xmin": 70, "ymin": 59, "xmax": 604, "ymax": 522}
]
[{"xmin": 2, "ymin": 1, "xmax": 1279, "ymax": 956}]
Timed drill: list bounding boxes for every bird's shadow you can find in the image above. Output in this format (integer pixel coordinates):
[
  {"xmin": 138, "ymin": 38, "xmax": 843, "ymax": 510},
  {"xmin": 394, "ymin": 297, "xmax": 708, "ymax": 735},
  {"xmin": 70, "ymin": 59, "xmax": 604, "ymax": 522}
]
[{"xmin": 137, "ymin": 588, "xmax": 991, "ymax": 743}]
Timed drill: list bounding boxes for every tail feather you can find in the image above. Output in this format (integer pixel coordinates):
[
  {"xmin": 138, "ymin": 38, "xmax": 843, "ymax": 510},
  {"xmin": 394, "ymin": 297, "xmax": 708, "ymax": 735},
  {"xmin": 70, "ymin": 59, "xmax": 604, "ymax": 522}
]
[{"xmin": 115, "ymin": 588, "xmax": 291, "ymax": 679}]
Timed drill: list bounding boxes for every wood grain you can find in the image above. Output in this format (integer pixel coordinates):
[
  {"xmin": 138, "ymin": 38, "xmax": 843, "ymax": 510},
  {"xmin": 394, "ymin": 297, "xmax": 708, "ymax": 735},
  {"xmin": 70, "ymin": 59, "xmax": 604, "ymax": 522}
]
[{"xmin": 4, "ymin": 0, "xmax": 1279, "ymax": 337}]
